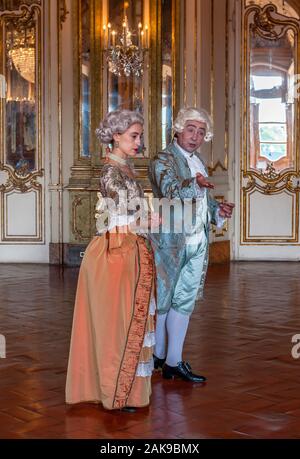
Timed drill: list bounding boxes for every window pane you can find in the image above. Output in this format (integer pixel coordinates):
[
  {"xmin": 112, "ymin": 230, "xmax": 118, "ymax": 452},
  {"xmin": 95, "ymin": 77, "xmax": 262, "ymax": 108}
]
[
  {"xmin": 259, "ymin": 123, "xmax": 287, "ymax": 142},
  {"xmin": 259, "ymin": 98, "xmax": 286, "ymax": 123},
  {"xmin": 260, "ymin": 143, "xmax": 287, "ymax": 162},
  {"xmin": 252, "ymin": 75, "xmax": 282, "ymax": 91}
]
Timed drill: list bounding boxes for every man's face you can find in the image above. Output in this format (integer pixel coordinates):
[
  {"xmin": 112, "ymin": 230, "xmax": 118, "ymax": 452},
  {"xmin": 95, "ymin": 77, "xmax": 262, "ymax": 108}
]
[{"xmin": 176, "ymin": 120, "xmax": 207, "ymax": 153}]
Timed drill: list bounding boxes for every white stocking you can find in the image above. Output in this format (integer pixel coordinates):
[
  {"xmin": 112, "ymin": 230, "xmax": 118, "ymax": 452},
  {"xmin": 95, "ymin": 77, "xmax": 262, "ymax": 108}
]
[
  {"xmin": 166, "ymin": 308, "xmax": 190, "ymax": 367},
  {"xmin": 154, "ymin": 312, "xmax": 168, "ymax": 359}
]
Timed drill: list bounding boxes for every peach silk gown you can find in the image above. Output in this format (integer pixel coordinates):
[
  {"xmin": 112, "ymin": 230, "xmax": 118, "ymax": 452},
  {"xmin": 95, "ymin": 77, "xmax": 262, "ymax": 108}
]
[{"xmin": 66, "ymin": 163, "xmax": 156, "ymax": 410}]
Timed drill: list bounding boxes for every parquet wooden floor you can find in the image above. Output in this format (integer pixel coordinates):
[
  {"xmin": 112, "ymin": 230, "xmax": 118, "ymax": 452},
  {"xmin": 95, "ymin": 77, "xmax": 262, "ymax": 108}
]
[{"xmin": 0, "ymin": 262, "xmax": 300, "ymax": 439}]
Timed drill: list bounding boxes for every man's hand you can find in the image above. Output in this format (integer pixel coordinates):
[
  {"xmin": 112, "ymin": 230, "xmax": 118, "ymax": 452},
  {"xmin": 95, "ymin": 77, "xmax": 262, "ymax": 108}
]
[
  {"xmin": 219, "ymin": 202, "xmax": 235, "ymax": 218},
  {"xmin": 196, "ymin": 173, "xmax": 214, "ymax": 189}
]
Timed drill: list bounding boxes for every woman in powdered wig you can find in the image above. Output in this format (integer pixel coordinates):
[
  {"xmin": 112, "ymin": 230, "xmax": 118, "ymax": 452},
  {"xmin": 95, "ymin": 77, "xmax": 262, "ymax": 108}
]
[{"xmin": 66, "ymin": 110, "xmax": 158, "ymax": 412}]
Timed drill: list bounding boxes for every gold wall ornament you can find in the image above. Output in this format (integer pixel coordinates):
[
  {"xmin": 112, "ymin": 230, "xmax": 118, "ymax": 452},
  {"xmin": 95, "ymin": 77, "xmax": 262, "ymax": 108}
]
[
  {"xmin": 95, "ymin": 191, "xmax": 109, "ymax": 234},
  {"xmin": 208, "ymin": 160, "xmax": 227, "ymax": 176},
  {"xmin": 242, "ymin": 172, "xmax": 256, "ymax": 193},
  {"xmin": 0, "ymin": 163, "xmax": 43, "ymax": 193},
  {"xmin": 71, "ymin": 193, "xmax": 92, "ymax": 241},
  {"xmin": 261, "ymin": 162, "xmax": 278, "ymax": 180},
  {"xmin": 0, "ymin": 0, "xmax": 41, "ymax": 12},
  {"xmin": 286, "ymin": 174, "xmax": 300, "ymax": 192},
  {"xmin": 59, "ymin": 0, "xmax": 69, "ymax": 28},
  {"xmin": 242, "ymin": 169, "xmax": 300, "ymax": 195},
  {"xmin": 72, "ymin": 196, "xmax": 86, "ymax": 239},
  {"xmin": 252, "ymin": 5, "xmax": 285, "ymax": 38},
  {"xmin": 245, "ymin": 0, "xmax": 299, "ymax": 19}
]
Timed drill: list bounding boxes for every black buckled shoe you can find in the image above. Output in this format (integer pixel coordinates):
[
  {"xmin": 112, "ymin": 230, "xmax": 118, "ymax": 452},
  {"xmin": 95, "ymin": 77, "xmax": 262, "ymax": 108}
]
[
  {"xmin": 153, "ymin": 354, "xmax": 166, "ymax": 370},
  {"xmin": 119, "ymin": 406, "xmax": 136, "ymax": 413},
  {"xmin": 162, "ymin": 361, "xmax": 207, "ymax": 383}
]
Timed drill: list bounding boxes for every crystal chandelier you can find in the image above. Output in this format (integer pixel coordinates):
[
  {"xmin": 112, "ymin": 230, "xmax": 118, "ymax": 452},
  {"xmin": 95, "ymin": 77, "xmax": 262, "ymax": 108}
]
[
  {"xmin": 103, "ymin": 2, "xmax": 149, "ymax": 78},
  {"xmin": 6, "ymin": 26, "xmax": 35, "ymax": 84}
]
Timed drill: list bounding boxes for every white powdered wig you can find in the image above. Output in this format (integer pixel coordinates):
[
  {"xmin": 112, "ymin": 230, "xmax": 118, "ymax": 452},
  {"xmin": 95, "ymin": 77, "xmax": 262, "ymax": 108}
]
[
  {"xmin": 96, "ymin": 109, "xmax": 144, "ymax": 144},
  {"xmin": 173, "ymin": 107, "xmax": 213, "ymax": 142}
]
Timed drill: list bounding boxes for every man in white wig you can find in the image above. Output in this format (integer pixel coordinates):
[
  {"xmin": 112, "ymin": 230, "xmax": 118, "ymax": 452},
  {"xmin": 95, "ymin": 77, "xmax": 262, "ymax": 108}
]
[{"xmin": 148, "ymin": 107, "xmax": 234, "ymax": 382}]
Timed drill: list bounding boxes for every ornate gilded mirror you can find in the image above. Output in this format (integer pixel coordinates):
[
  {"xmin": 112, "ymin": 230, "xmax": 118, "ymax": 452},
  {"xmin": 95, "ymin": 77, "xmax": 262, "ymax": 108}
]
[
  {"xmin": 242, "ymin": 0, "xmax": 300, "ymax": 243},
  {"xmin": 246, "ymin": 2, "xmax": 299, "ymax": 174},
  {"xmin": 0, "ymin": 3, "xmax": 41, "ymax": 178},
  {"xmin": 73, "ymin": 0, "xmax": 180, "ymax": 168},
  {"xmin": 0, "ymin": 1, "xmax": 43, "ymax": 244}
]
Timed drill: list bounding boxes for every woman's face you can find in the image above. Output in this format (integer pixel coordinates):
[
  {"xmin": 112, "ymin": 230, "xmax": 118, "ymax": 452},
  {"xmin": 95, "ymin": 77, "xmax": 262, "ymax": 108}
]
[{"xmin": 113, "ymin": 123, "xmax": 143, "ymax": 157}]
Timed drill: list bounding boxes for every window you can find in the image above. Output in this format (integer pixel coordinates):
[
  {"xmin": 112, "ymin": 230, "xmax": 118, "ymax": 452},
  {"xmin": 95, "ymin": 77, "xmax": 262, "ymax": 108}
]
[{"xmin": 251, "ymin": 76, "xmax": 287, "ymax": 165}]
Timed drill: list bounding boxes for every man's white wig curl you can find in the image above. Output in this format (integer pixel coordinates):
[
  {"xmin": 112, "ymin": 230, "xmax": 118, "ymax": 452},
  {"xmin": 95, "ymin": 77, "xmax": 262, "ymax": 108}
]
[{"xmin": 173, "ymin": 107, "xmax": 213, "ymax": 142}]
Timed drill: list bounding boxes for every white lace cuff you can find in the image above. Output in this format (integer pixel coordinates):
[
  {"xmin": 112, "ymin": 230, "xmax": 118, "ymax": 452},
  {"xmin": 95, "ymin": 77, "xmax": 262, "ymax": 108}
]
[
  {"xmin": 143, "ymin": 331, "xmax": 155, "ymax": 348},
  {"xmin": 136, "ymin": 359, "xmax": 154, "ymax": 377},
  {"xmin": 215, "ymin": 208, "xmax": 226, "ymax": 229},
  {"xmin": 149, "ymin": 294, "xmax": 156, "ymax": 316}
]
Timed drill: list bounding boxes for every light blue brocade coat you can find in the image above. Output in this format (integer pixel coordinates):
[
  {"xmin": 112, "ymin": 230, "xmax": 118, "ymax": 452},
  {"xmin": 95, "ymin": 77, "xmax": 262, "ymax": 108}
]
[{"xmin": 148, "ymin": 141, "xmax": 220, "ymax": 314}]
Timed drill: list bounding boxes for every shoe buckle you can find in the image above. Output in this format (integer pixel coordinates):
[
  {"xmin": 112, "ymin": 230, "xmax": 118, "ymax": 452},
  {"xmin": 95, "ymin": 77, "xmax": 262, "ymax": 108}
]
[{"xmin": 184, "ymin": 361, "xmax": 192, "ymax": 371}]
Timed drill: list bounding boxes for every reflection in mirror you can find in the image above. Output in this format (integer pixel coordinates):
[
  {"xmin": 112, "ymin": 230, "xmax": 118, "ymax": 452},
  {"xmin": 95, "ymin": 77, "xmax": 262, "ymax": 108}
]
[
  {"xmin": 249, "ymin": 25, "xmax": 295, "ymax": 172},
  {"xmin": 107, "ymin": 0, "xmax": 144, "ymax": 111},
  {"xmin": 162, "ymin": 0, "xmax": 172, "ymax": 149},
  {"xmin": 4, "ymin": 17, "xmax": 37, "ymax": 173},
  {"xmin": 106, "ymin": 0, "xmax": 145, "ymax": 154},
  {"xmin": 80, "ymin": 0, "xmax": 91, "ymax": 158}
]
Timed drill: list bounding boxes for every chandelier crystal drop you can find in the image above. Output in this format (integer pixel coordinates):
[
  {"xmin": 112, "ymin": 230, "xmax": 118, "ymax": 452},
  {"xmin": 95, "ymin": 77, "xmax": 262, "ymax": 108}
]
[
  {"xmin": 103, "ymin": 2, "xmax": 149, "ymax": 78},
  {"xmin": 6, "ymin": 27, "xmax": 35, "ymax": 84},
  {"xmin": 9, "ymin": 46, "xmax": 35, "ymax": 84}
]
